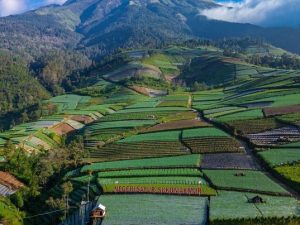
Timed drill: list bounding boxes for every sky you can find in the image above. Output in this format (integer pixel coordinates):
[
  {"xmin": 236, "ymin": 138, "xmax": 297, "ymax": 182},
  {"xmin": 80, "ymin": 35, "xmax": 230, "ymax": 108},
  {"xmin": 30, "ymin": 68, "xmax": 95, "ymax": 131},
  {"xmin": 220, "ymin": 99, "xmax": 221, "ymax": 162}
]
[
  {"xmin": 0, "ymin": 0, "xmax": 67, "ymax": 17},
  {"xmin": 0, "ymin": 0, "xmax": 299, "ymax": 27}
]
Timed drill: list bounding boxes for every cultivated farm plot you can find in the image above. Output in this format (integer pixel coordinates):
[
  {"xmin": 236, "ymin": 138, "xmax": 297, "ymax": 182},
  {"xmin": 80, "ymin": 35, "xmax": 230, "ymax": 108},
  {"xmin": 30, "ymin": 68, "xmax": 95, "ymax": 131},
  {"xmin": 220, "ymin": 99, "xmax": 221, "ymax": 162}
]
[
  {"xmin": 83, "ymin": 118, "xmax": 155, "ymax": 140},
  {"xmin": 263, "ymin": 105, "xmax": 300, "ymax": 117},
  {"xmin": 88, "ymin": 140, "xmax": 188, "ymax": 162},
  {"xmin": 98, "ymin": 110, "xmax": 194, "ymax": 122},
  {"xmin": 210, "ymin": 191, "xmax": 300, "ymax": 221},
  {"xmin": 183, "ymin": 137, "xmax": 242, "ymax": 154},
  {"xmin": 144, "ymin": 119, "xmax": 210, "ymax": 133},
  {"xmin": 115, "ymin": 107, "xmax": 189, "ymax": 114},
  {"xmin": 46, "ymin": 94, "xmax": 91, "ymax": 113},
  {"xmin": 157, "ymin": 94, "xmax": 190, "ymax": 107},
  {"xmin": 204, "ymin": 106, "xmax": 246, "ymax": 119},
  {"xmin": 84, "ymin": 128, "xmax": 132, "ymax": 145},
  {"xmin": 277, "ymin": 112, "xmax": 300, "ymax": 127},
  {"xmin": 182, "ymin": 127, "xmax": 230, "ymax": 138},
  {"xmin": 203, "ymin": 169, "xmax": 289, "ymax": 195},
  {"xmin": 98, "ymin": 176, "xmax": 206, "ymax": 185},
  {"xmin": 201, "ymin": 153, "xmax": 259, "ymax": 170},
  {"xmin": 258, "ymin": 148, "xmax": 300, "ymax": 166},
  {"xmin": 86, "ymin": 120, "xmax": 157, "ymax": 130},
  {"xmin": 225, "ymin": 118, "xmax": 284, "ymax": 135},
  {"xmin": 97, "ymin": 168, "xmax": 203, "ymax": 178},
  {"xmin": 182, "ymin": 127, "xmax": 242, "ymax": 154},
  {"xmin": 247, "ymin": 125, "xmax": 300, "ymax": 146},
  {"xmin": 275, "ymin": 162, "xmax": 300, "ymax": 187},
  {"xmin": 100, "ymin": 181, "xmax": 215, "ymax": 196},
  {"xmin": 118, "ymin": 130, "xmax": 181, "ymax": 143},
  {"xmin": 214, "ymin": 109, "xmax": 264, "ymax": 122},
  {"xmin": 80, "ymin": 154, "xmax": 201, "ymax": 173},
  {"xmin": 125, "ymin": 99, "xmax": 160, "ymax": 108},
  {"xmin": 100, "ymin": 194, "xmax": 208, "ymax": 225}
]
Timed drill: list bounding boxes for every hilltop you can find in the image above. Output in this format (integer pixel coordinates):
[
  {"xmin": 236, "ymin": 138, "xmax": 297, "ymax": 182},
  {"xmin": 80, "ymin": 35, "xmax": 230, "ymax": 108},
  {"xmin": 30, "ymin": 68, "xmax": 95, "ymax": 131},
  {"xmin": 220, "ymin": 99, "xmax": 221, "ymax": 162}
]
[{"xmin": 1, "ymin": 0, "xmax": 300, "ymax": 62}]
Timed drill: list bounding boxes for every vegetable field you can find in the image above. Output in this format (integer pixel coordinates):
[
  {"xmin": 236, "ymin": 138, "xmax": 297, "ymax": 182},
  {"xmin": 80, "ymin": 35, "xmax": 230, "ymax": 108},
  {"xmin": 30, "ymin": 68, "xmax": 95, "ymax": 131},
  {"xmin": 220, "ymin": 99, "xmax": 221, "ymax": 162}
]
[
  {"xmin": 210, "ymin": 191, "xmax": 299, "ymax": 221},
  {"xmin": 100, "ymin": 195, "xmax": 208, "ymax": 225},
  {"xmin": 203, "ymin": 170, "xmax": 288, "ymax": 195},
  {"xmin": 258, "ymin": 148, "xmax": 300, "ymax": 166},
  {"xmin": 80, "ymin": 154, "xmax": 201, "ymax": 173}
]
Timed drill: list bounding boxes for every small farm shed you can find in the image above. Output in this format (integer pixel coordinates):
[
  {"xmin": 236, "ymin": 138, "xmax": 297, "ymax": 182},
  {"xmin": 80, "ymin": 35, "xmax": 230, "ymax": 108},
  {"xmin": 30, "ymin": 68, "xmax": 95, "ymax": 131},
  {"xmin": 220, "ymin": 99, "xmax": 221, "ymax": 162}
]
[
  {"xmin": 248, "ymin": 195, "xmax": 265, "ymax": 204},
  {"xmin": 0, "ymin": 171, "xmax": 24, "ymax": 196},
  {"xmin": 90, "ymin": 203, "xmax": 106, "ymax": 218}
]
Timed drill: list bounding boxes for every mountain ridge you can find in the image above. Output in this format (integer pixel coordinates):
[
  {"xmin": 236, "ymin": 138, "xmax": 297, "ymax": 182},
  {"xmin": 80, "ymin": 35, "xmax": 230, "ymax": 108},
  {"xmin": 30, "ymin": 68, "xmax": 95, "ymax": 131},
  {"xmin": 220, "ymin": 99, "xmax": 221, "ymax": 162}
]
[{"xmin": 1, "ymin": 0, "xmax": 300, "ymax": 61}]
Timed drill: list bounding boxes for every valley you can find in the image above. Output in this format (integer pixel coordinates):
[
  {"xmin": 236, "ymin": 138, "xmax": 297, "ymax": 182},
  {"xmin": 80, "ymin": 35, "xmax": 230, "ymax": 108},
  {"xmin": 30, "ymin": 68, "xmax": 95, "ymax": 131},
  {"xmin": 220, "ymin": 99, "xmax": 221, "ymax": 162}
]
[{"xmin": 1, "ymin": 45, "xmax": 300, "ymax": 225}]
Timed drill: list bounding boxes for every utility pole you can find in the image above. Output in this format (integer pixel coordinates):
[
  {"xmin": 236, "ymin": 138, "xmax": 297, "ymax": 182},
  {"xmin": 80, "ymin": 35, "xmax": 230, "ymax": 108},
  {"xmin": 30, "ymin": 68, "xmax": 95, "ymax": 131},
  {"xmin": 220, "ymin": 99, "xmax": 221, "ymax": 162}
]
[
  {"xmin": 80, "ymin": 201, "xmax": 87, "ymax": 225},
  {"xmin": 87, "ymin": 170, "xmax": 92, "ymax": 202}
]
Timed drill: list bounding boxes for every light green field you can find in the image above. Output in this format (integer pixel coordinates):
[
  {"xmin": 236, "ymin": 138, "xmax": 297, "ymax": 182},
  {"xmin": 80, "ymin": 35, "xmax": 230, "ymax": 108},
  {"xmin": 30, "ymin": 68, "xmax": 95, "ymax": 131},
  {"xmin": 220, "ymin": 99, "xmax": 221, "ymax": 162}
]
[
  {"xmin": 87, "ymin": 120, "xmax": 157, "ymax": 129},
  {"xmin": 80, "ymin": 154, "xmax": 201, "ymax": 173},
  {"xmin": 203, "ymin": 169, "xmax": 288, "ymax": 194},
  {"xmin": 215, "ymin": 109, "xmax": 264, "ymax": 122},
  {"xmin": 97, "ymin": 168, "xmax": 202, "ymax": 178},
  {"xmin": 258, "ymin": 148, "xmax": 300, "ymax": 166},
  {"xmin": 182, "ymin": 127, "xmax": 230, "ymax": 138},
  {"xmin": 210, "ymin": 191, "xmax": 300, "ymax": 220},
  {"xmin": 118, "ymin": 130, "xmax": 181, "ymax": 143},
  {"xmin": 100, "ymin": 194, "xmax": 208, "ymax": 225}
]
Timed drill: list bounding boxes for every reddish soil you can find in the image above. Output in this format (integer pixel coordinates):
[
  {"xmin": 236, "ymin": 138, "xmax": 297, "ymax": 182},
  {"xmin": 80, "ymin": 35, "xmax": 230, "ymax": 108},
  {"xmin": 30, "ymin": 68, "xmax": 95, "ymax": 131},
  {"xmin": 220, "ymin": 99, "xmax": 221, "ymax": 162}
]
[
  {"xmin": 51, "ymin": 122, "xmax": 75, "ymax": 135},
  {"xmin": 222, "ymin": 57, "xmax": 243, "ymax": 64},
  {"xmin": 264, "ymin": 105, "xmax": 300, "ymax": 117},
  {"xmin": 146, "ymin": 119, "xmax": 210, "ymax": 133},
  {"xmin": 70, "ymin": 115, "xmax": 94, "ymax": 124},
  {"xmin": 129, "ymin": 86, "xmax": 149, "ymax": 96},
  {"xmin": 0, "ymin": 171, "xmax": 24, "ymax": 190}
]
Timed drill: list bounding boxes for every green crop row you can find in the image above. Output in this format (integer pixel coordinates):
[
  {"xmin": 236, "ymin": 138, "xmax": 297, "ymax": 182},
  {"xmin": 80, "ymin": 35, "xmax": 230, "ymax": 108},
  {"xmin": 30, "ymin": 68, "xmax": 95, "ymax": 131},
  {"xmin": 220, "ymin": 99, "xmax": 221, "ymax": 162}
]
[
  {"xmin": 210, "ymin": 191, "xmax": 299, "ymax": 222},
  {"xmin": 81, "ymin": 154, "xmax": 201, "ymax": 173},
  {"xmin": 97, "ymin": 168, "xmax": 202, "ymax": 178},
  {"xmin": 258, "ymin": 148, "xmax": 300, "ymax": 167},
  {"xmin": 99, "ymin": 194, "xmax": 208, "ymax": 225},
  {"xmin": 203, "ymin": 170, "xmax": 289, "ymax": 195}
]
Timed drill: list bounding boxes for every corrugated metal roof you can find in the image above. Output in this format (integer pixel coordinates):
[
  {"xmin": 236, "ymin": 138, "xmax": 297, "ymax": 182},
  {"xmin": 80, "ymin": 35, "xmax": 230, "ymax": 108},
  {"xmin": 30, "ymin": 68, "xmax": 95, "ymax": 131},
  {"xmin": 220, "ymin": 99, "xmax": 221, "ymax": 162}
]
[{"xmin": 0, "ymin": 183, "xmax": 15, "ymax": 196}]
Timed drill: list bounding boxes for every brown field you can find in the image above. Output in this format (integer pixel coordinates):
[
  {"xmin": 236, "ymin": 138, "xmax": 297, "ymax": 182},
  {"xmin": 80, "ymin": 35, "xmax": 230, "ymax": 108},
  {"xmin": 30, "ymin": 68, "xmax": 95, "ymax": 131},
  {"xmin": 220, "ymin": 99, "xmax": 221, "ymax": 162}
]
[
  {"xmin": 222, "ymin": 57, "xmax": 243, "ymax": 64},
  {"xmin": 51, "ymin": 122, "xmax": 75, "ymax": 135},
  {"xmin": 130, "ymin": 85, "xmax": 167, "ymax": 97},
  {"xmin": 129, "ymin": 86, "xmax": 150, "ymax": 96},
  {"xmin": 263, "ymin": 105, "xmax": 300, "ymax": 117},
  {"xmin": 70, "ymin": 115, "xmax": 94, "ymax": 124},
  {"xmin": 0, "ymin": 171, "xmax": 24, "ymax": 190},
  {"xmin": 145, "ymin": 119, "xmax": 210, "ymax": 133}
]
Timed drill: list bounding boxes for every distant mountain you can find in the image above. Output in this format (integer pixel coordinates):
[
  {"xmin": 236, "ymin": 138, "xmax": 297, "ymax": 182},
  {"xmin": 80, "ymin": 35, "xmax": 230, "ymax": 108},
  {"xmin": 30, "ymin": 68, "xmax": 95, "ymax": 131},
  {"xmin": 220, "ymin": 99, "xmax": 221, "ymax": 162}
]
[{"xmin": 1, "ymin": 0, "xmax": 300, "ymax": 61}]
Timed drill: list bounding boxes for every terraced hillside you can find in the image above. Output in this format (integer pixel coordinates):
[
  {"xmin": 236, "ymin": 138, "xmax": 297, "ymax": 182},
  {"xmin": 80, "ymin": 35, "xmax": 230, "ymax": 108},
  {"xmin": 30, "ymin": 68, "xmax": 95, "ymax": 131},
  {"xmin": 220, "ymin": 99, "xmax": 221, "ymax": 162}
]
[{"xmin": 1, "ymin": 47, "xmax": 300, "ymax": 225}]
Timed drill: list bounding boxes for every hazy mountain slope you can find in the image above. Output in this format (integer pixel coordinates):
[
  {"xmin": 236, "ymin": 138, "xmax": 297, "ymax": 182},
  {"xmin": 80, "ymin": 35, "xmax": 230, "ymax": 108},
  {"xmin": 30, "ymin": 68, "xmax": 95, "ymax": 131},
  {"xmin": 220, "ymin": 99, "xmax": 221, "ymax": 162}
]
[
  {"xmin": 0, "ymin": 12, "xmax": 82, "ymax": 62},
  {"xmin": 1, "ymin": 0, "xmax": 300, "ymax": 60}
]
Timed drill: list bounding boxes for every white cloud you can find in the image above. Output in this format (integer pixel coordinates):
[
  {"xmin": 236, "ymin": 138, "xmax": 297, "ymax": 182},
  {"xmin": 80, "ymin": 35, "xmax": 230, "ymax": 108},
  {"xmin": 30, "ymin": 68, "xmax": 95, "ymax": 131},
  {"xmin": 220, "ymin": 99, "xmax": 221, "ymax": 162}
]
[
  {"xmin": 0, "ymin": 0, "xmax": 67, "ymax": 17},
  {"xmin": 46, "ymin": 0, "xmax": 67, "ymax": 4},
  {"xmin": 0, "ymin": 0, "xmax": 26, "ymax": 17},
  {"xmin": 202, "ymin": 0, "xmax": 300, "ymax": 27}
]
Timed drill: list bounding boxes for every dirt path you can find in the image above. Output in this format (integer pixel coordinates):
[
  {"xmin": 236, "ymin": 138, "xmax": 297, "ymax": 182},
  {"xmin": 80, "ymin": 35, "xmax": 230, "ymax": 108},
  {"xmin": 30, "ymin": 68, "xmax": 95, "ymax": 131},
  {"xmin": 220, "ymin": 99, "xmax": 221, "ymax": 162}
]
[
  {"xmin": 179, "ymin": 130, "xmax": 192, "ymax": 154},
  {"xmin": 188, "ymin": 94, "xmax": 192, "ymax": 108}
]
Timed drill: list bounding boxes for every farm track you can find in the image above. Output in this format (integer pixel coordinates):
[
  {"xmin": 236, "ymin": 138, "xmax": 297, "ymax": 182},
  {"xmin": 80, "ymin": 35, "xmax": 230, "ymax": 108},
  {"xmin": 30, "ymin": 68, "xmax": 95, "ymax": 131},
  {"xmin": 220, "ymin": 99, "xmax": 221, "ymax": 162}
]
[
  {"xmin": 197, "ymin": 110, "xmax": 300, "ymax": 200},
  {"xmin": 179, "ymin": 130, "xmax": 193, "ymax": 154}
]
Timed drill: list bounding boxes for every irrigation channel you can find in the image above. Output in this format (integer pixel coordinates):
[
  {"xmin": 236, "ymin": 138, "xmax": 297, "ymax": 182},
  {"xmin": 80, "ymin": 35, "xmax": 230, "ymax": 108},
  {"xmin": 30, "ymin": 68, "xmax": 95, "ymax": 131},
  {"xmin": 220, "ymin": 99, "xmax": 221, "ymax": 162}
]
[{"xmin": 197, "ymin": 110, "xmax": 300, "ymax": 200}]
